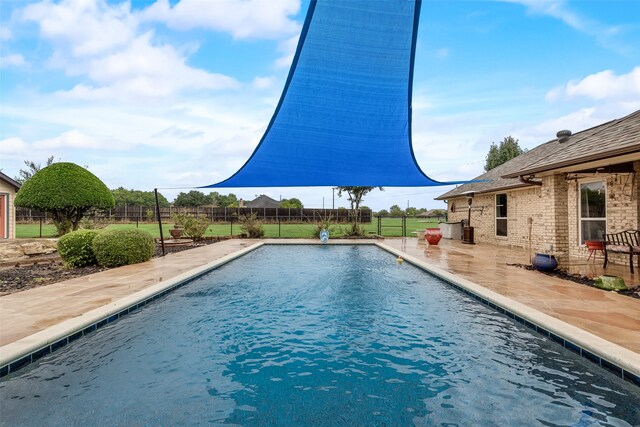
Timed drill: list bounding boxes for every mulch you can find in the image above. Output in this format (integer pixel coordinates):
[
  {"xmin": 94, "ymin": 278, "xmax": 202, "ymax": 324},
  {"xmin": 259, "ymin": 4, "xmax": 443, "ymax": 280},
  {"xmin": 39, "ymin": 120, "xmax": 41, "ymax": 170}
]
[
  {"xmin": 0, "ymin": 239, "xmax": 223, "ymax": 297},
  {"xmin": 507, "ymin": 263, "xmax": 640, "ymax": 299}
]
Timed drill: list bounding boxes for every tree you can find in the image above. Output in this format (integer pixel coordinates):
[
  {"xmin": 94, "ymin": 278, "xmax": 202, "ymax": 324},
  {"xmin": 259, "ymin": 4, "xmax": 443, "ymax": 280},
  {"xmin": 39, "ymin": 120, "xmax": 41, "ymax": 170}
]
[
  {"xmin": 484, "ymin": 136, "xmax": 525, "ymax": 172},
  {"xmin": 377, "ymin": 209, "xmax": 389, "ymax": 217},
  {"xmin": 15, "ymin": 162, "xmax": 115, "ymax": 236},
  {"xmin": 389, "ymin": 204, "xmax": 404, "ymax": 217},
  {"xmin": 15, "ymin": 156, "xmax": 56, "ymax": 184},
  {"xmin": 111, "ymin": 187, "xmax": 169, "ymax": 207},
  {"xmin": 280, "ymin": 198, "xmax": 303, "ymax": 209},
  {"xmin": 336, "ymin": 187, "xmax": 382, "ymax": 235},
  {"xmin": 209, "ymin": 192, "xmax": 238, "ymax": 208},
  {"xmin": 174, "ymin": 190, "xmax": 211, "ymax": 207},
  {"xmin": 405, "ymin": 206, "xmax": 417, "ymax": 217}
]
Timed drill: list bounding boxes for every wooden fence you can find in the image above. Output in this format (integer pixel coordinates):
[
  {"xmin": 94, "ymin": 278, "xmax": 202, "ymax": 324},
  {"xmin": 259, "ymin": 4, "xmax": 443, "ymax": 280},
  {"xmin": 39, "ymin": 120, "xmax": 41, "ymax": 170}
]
[{"xmin": 16, "ymin": 206, "xmax": 372, "ymax": 224}]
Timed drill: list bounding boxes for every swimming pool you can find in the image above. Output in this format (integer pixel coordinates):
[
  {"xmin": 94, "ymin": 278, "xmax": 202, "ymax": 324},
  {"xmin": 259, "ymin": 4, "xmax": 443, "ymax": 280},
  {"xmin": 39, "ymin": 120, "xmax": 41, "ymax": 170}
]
[{"xmin": 1, "ymin": 245, "xmax": 638, "ymax": 425}]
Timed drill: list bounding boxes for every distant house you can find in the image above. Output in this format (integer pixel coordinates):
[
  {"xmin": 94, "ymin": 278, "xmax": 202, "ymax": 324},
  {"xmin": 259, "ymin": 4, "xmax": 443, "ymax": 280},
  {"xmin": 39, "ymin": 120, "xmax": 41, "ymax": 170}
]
[
  {"xmin": 0, "ymin": 172, "xmax": 21, "ymax": 239},
  {"xmin": 436, "ymin": 109, "xmax": 640, "ymax": 265},
  {"xmin": 244, "ymin": 194, "xmax": 281, "ymax": 209}
]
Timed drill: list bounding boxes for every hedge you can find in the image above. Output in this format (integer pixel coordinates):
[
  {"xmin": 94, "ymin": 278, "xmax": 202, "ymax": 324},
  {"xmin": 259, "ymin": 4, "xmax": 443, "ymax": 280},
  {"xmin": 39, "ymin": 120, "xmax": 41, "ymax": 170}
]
[{"xmin": 92, "ymin": 229, "xmax": 155, "ymax": 268}]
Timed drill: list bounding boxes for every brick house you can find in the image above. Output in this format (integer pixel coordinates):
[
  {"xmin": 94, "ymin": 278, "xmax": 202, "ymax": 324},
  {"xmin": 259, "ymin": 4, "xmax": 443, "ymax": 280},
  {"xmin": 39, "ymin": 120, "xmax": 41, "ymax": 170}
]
[
  {"xmin": 436, "ymin": 109, "xmax": 640, "ymax": 265},
  {"xmin": 0, "ymin": 172, "xmax": 21, "ymax": 239}
]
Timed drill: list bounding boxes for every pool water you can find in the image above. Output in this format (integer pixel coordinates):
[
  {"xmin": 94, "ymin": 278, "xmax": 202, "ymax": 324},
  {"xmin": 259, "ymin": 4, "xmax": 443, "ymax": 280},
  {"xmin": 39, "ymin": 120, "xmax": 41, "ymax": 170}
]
[{"xmin": 1, "ymin": 245, "xmax": 638, "ymax": 425}]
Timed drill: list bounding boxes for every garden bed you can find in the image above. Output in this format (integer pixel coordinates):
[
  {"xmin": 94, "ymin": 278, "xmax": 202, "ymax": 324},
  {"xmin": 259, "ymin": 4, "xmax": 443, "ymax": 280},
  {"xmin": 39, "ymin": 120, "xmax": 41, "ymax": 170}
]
[
  {"xmin": 507, "ymin": 263, "xmax": 640, "ymax": 299},
  {"xmin": 0, "ymin": 239, "xmax": 221, "ymax": 296}
]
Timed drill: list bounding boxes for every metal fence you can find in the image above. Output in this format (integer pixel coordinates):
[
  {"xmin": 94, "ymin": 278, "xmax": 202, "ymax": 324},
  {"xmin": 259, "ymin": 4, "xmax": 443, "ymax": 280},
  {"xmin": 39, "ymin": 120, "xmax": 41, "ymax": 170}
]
[{"xmin": 16, "ymin": 206, "xmax": 372, "ymax": 224}]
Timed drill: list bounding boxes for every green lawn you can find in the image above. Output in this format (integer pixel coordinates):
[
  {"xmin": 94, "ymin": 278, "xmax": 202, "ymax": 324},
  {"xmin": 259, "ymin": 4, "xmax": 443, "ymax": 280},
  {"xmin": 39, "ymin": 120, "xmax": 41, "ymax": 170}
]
[{"xmin": 16, "ymin": 218, "xmax": 439, "ymax": 239}]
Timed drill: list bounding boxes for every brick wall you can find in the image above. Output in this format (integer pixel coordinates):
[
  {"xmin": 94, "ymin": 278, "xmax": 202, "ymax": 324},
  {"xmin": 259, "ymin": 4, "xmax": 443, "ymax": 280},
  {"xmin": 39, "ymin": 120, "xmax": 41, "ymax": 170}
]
[
  {"xmin": 568, "ymin": 163, "xmax": 640, "ymax": 265},
  {"xmin": 445, "ymin": 161, "xmax": 640, "ymax": 266}
]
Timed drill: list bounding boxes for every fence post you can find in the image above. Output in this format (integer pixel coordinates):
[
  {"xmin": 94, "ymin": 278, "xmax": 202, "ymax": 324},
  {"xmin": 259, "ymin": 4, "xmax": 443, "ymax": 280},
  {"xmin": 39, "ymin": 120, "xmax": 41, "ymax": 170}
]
[
  {"xmin": 377, "ymin": 215, "xmax": 381, "ymax": 235},
  {"xmin": 39, "ymin": 217, "xmax": 43, "ymax": 238},
  {"xmin": 402, "ymin": 216, "xmax": 406, "ymax": 237},
  {"xmin": 230, "ymin": 216, "xmax": 233, "ymax": 236},
  {"xmin": 278, "ymin": 217, "xmax": 281, "ymax": 238}
]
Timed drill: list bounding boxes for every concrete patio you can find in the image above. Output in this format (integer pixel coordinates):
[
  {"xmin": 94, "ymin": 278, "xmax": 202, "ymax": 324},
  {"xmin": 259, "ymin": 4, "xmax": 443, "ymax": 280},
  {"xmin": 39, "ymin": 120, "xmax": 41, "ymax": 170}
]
[{"xmin": 1, "ymin": 237, "xmax": 638, "ymax": 375}]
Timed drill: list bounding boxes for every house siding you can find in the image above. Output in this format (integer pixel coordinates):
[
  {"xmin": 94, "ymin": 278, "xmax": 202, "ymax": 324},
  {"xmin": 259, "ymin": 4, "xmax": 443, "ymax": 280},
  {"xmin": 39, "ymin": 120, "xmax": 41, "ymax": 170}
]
[
  {"xmin": 446, "ymin": 162, "xmax": 640, "ymax": 267},
  {"xmin": 0, "ymin": 180, "xmax": 17, "ymax": 239}
]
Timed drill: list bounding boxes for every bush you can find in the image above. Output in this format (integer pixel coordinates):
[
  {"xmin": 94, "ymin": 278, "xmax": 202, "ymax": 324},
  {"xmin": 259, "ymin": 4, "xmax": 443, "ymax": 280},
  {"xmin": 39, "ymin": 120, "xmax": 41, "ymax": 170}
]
[
  {"xmin": 57, "ymin": 229, "xmax": 101, "ymax": 268},
  {"xmin": 312, "ymin": 214, "xmax": 339, "ymax": 238},
  {"xmin": 238, "ymin": 213, "xmax": 265, "ymax": 238},
  {"xmin": 172, "ymin": 213, "xmax": 209, "ymax": 240},
  {"xmin": 92, "ymin": 229, "xmax": 155, "ymax": 267}
]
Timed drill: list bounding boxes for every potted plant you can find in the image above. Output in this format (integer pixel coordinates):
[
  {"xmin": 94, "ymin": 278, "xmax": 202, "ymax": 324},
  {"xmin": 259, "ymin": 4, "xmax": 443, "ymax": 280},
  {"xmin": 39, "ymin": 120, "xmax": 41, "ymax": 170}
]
[
  {"xmin": 425, "ymin": 228, "xmax": 443, "ymax": 245},
  {"xmin": 169, "ymin": 223, "xmax": 183, "ymax": 239},
  {"xmin": 532, "ymin": 243, "xmax": 558, "ymax": 271}
]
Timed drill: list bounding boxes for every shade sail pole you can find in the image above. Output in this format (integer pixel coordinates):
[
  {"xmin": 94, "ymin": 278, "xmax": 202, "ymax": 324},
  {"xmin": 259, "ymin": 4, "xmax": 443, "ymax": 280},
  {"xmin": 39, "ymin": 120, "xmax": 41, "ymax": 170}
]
[{"xmin": 154, "ymin": 188, "xmax": 165, "ymax": 256}]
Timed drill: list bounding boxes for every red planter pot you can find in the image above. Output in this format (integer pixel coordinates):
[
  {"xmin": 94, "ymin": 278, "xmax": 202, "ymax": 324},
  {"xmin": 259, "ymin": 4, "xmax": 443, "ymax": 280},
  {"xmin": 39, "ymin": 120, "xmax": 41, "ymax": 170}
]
[{"xmin": 425, "ymin": 228, "xmax": 443, "ymax": 245}]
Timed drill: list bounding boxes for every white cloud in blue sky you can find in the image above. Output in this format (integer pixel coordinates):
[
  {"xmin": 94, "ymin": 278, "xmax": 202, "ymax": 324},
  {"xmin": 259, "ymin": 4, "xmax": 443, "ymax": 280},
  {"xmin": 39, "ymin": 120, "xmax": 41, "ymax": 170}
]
[{"xmin": 1, "ymin": 0, "xmax": 639, "ymax": 210}]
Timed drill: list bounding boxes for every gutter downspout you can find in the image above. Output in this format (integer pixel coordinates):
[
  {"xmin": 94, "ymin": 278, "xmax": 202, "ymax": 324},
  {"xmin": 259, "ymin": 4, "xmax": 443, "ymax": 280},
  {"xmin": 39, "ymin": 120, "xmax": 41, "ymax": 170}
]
[{"xmin": 519, "ymin": 175, "xmax": 542, "ymax": 186}]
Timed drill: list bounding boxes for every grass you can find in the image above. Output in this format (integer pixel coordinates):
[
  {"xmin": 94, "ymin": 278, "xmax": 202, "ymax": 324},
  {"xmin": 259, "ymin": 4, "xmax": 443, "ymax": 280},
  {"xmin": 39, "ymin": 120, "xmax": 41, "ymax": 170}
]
[{"xmin": 16, "ymin": 218, "xmax": 440, "ymax": 239}]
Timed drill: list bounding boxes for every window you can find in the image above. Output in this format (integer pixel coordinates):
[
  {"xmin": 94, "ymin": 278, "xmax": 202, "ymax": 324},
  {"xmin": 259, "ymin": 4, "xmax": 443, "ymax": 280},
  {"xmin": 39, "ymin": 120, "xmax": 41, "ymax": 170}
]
[
  {"xmin": 580, "ymin": 181, "xmax": 606, "ymax": 244},
  {"xmin": 496, "ymin": 193, "xmax": 507, "ymax": 237}
]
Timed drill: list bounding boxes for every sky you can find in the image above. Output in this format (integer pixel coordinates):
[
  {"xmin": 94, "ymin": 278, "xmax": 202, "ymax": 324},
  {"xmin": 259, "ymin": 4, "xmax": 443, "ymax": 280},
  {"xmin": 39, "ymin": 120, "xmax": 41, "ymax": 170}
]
[{"xmin": 1, "ymin": 0, "xmax": 639, "ymax": 211}]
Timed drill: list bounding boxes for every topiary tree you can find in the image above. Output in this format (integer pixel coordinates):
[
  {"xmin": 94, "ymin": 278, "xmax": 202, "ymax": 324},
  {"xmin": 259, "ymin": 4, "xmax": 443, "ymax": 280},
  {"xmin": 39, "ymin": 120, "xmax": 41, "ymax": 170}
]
[{"xmin": 14, "ymin": 162, "xmax": 115, "ymax": 236}]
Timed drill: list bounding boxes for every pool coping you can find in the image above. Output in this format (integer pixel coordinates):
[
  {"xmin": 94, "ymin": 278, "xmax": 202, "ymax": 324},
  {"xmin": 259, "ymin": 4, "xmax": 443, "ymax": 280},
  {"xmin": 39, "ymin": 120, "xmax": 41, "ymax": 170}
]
[{"xmin": 1, "ymin": 240, "xmax": 638, "ymax": 387}]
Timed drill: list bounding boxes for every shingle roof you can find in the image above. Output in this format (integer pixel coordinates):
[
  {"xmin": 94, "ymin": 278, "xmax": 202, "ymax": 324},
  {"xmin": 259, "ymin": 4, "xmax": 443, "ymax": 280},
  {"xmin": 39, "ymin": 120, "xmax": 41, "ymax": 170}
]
[
  {"xmin": 435, "ymin": 109, "xmax": 640, "ymax": 200},
  {"xmin": 502, "ymin": 109, "xmax": 640, "ymax": 178},
  {"xmin": 244, "ymin": 194, "xmax": 280, "ymax": 208}
]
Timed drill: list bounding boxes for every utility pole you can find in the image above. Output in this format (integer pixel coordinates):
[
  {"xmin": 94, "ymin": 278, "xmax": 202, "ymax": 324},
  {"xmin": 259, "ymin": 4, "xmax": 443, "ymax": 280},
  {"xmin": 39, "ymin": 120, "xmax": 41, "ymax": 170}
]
[
  {"xmin": 332, "ymin": 188, "xmax": 335, "ymax": 209},
  {"xmin": 322, "ymin": 197, "xmax": 325, "ymax": 209}
]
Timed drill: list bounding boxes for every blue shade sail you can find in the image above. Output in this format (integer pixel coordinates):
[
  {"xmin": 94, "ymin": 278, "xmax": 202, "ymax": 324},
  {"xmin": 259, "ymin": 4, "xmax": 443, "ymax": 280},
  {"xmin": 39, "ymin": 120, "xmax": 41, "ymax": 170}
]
[{"xmin": 205, "ymin": 0, "xmax": 460, "ymax": 188}]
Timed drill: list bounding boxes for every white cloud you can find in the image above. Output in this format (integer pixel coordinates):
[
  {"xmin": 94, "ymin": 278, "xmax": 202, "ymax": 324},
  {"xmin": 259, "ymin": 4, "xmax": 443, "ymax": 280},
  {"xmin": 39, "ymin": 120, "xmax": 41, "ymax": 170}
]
[
  {"xmin": 274, "ymin": 33, "xmax": 300, "ymax": 69},
  {"xmin": 546, "ymin": 67, "xmax": 640, "ymax": 102},
  {"xmin": 0, "ymin": 54, "xmax": 26, "ymax": 68},
  {"xmin": 500, "ymin": 0, "xmax": 627, "ymax": 52},
  {"xmin": 34, "ymin": 130, "xmax": 102, "ymax": 149},
  {"xmin": 19, "ymin": 0, "xmax": 240, "ymax": 100},
  {"xmin": 436, "ymin": 48, "xmax": 449, "ymax": 59},
  {"xmin": 21, "ymin": 0, "xmax": 136, "ymax": 57},
  {"xmin": 139, "ymin": 0, "xmax": 301, "ymax": 40},
  {"xmin": 251, "ymin": 76, "xmax": 276, "ymax": 90},
  {"xmin": 0, "ymin": 137, "xmax": 27, "ymax": 156},
  {"xmin": 0, "ymin": 27, "xmax": 11, "ymax": 41}
]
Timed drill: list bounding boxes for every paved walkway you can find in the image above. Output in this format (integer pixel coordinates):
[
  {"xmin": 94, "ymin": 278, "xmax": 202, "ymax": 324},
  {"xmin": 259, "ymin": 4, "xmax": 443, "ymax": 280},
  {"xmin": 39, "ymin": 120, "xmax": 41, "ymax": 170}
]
[{"xmin": 1, "ymin": 238, "xmax": 638, "ymax": 364}]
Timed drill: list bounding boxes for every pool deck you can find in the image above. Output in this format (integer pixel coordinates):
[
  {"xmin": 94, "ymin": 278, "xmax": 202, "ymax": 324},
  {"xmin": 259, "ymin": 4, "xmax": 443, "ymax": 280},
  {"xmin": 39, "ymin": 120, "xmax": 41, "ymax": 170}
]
[{"xmin": 1, "ymin": 238, "xmax": 639, "ymax": 377}]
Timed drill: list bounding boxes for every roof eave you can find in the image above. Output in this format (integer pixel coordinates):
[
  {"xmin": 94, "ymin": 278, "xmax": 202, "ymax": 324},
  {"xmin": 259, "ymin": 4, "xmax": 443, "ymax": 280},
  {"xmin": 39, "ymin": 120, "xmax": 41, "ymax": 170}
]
[
  {"xmin": 502, "ymin": 146, "xmax": 640, "ymax": 179},
  {"xmin": 434, "ymin": 182, "xmax": 533, "ymax": 200}
]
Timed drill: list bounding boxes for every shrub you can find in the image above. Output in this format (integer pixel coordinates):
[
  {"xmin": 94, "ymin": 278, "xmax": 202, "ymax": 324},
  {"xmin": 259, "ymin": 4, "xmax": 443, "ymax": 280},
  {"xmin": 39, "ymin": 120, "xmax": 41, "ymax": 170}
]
[
  {"xmin": 238, "ymin": 213, "xmax": 265, "ymax": 238},
  {"xmin": 92, "ymin": 229, "xmax": 155, "ymax": 267},
  {"xmin": 312, "ymin": 214, "xmax": 339, "ymax": 238},
  {"xmin": 57, "ymin": 229, "xmax": 101, "ymax": 268},
  {"xmin": 343, "ymin": 223, "xmax": 367, "ymax": 237},
  {"xmin": 172, "ymin": 213, "xmax": 209, "ymax": 240}
]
